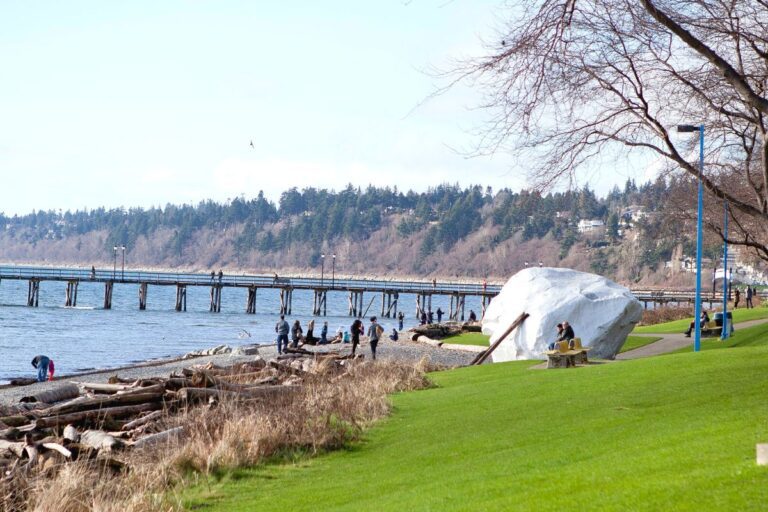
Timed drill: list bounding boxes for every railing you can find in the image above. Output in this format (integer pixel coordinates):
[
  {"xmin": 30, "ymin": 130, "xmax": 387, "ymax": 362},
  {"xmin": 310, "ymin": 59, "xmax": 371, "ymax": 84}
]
[{"xmin": 0, "ymin": 265, "xmax": 502, "ymax": 295}]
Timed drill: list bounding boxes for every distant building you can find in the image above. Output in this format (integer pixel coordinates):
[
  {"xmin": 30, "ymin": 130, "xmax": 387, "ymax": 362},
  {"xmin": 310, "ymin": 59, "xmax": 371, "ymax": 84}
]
[{"xmin": 577, "ymin": 219, "xmax": 605, "ymax": 233}]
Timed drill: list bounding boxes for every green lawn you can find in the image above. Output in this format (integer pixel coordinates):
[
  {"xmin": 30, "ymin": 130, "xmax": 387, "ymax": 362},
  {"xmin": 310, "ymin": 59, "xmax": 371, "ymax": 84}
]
[
  {"xmin": 619, "ymin": 335, "xmax": 662, "ymax": 353},
  {"xmin": 669, "ymin": 320, "xmax": 768, "ymax": 355},
  {"xmin": 441, "ymin": 331, "xmax": 490, "ymax": 346},
  {"xmin": 185, "ymin": 345, "xmax": 768, "ymax": 511},
  {"xmin": 634, "ymin": 306, "xmax": 768, "ymax": 334}
]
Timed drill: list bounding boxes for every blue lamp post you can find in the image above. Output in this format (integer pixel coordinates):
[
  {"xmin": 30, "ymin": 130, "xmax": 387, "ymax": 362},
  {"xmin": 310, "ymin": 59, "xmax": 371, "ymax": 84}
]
[
  {"xmin": 721, "ymin": 202, "xmax": 729, "ymax": 340},
  {"xmin": 678, "ymin": 124, "xmax": 704, "ymax": 352}
]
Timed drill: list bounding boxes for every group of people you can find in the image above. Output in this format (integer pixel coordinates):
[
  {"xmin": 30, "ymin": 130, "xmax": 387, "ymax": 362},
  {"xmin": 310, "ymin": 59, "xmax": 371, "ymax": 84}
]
[
  {"xmin": 418, "ymin": 308, "xmax": 478, "ymax": 325},
  {"xmin": 31, "ymin": 355, "xmax": 55, "ymax": 382},
  {"xmin": 275, "ymin": 315, "xmax": 400, "ymax": 359},
  {"xmin": 548, "ymin": 321, "xmax": 576, "ymax": 350},
  {"xmin": 732, "ymin": 286, "xmax": 757, "ymax": 309}
]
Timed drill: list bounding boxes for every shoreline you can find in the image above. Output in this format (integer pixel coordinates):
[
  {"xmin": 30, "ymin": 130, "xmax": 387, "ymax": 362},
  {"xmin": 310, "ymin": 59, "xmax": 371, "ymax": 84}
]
[{"xmin": 0, "ymin": 338, "xmax": 477, "ymax": 406}]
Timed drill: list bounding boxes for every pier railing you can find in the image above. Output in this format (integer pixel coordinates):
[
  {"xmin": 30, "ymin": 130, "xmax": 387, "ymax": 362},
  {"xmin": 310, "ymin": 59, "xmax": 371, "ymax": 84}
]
[{"xmin": 0, "ymin": 265, "xmax": 501, "ymax": 295}]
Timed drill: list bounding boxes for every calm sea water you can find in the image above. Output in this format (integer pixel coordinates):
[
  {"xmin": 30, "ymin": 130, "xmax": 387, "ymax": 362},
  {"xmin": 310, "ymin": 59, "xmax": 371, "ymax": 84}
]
[{"xmin": 0, "ymin": 277, "xmax": 484, "ymax": 382}]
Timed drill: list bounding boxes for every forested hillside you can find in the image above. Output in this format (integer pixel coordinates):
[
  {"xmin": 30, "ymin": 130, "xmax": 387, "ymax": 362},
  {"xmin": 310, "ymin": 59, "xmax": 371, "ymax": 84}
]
[{"xmin": 0, "ymin": 179, "xmax": 726, "ymax": 284}]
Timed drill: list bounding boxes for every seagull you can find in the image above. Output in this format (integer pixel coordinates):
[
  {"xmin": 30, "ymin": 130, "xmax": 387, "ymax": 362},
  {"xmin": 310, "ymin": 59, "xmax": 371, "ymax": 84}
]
[
  {"xmin": 238, "ymin": 329, "xmax": 251, "ymax": 339},
  {"xmin": 249, "ymin": 140, "xmax": 255, "ymax": 149}
]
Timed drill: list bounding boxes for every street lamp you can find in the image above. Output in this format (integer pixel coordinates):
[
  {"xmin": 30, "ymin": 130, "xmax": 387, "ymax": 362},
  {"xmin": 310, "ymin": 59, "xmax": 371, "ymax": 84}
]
[
  {"xmin": 677, "ymin": 123, "xmax": 704, "ymax": 352},
  {"xmin": 112, "ymin": 246, "xmax": 118, "ymax": 280},
  {"xmin": 120, "ymin": 245, "xmax": 126, "ymax": 281},
  {"xmin": 332, "ymin": 253, "xmax": 336, "ymax": 289},
  {"xmin": 320, "ymin": 253, "xmax": 325, "ymax": 287},
  {"xmin": 721, "ymin": 201, "xmax": 729, "ymax": 340}
]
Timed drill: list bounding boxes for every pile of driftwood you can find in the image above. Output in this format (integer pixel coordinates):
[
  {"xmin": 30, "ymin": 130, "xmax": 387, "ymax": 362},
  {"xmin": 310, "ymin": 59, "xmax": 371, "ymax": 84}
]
[
  {"xmin": 406, "ymin": 321, "xmax": 485, "ymax": 352},
  {"xmin": 0, "ymin": 347, "xmax": 358, "ymax": 483}
]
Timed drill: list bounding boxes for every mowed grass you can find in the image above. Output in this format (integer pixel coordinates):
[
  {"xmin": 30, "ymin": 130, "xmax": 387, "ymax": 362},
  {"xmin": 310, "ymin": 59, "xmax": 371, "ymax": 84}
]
[
  {"xmin": 634, "ymin": 306, "xmax": 768, "ymax": 334},
  {"xmin": 441, "ymin": 331, "xmax": 490, "ymax": 346},
  {"xmin": 185, "ymin": 346, "xmax": 768, "ymax": 511},
  {"xmin": 670, "ymin": 320, "xmax": 768, "ymax": 354},
  {"xmin": 619, "ymin": 335, "xmax": 662, "ymax": 353}
]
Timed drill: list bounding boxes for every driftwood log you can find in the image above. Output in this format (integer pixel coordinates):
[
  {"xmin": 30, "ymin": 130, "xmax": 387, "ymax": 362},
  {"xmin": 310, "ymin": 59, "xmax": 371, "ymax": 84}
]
[
  {"xmin": 20, "ymin": 384, "xmax": 80, "ymax": 404},
  {"xmin": 80, "ymin": 430, "xmax": 123, "ymax": 451},
  {"xmin": 121, "ymin": 411, "xmax": 163, "ymax": 432},
  {"xmin": 132, "ymin": 427, "xmax": 184, "ymax": 449},
  {"xmin": 34, "ymin": 402, "xmax": 163, "ymax": 429}
]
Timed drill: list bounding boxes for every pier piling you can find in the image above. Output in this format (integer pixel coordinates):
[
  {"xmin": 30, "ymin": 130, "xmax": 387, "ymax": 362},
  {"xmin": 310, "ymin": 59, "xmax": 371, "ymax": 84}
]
[
  {"xmin": 27, "ymin": 279, "xmax": 40, "ymax": 307},
  {"xmin": 175, "ymin": 285, "xmax": 187, "ymax": 312},
  {"xmin": 103, "ymin": 282, "xmax": 113, "ymax": 309},
  {"xmin": 246, "ymin": 286, "xmax": 257, "ymax": 314},
  {"xmin": 139, "ymin": 283, "xmax": 148, "ymax": 311},
  {"xmin": 65, "ymin": 280, "xmax": 79, "ymax": 307},
  {"xmin": 209, "ymin": 284, "xmax": 222, "ymax": 313}
]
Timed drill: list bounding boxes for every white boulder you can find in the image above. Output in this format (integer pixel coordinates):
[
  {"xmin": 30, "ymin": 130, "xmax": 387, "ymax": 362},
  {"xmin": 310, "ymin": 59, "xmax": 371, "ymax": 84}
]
[{"xmin": 482, "ymin": 268, "xmax": 642, "ymax": 361}]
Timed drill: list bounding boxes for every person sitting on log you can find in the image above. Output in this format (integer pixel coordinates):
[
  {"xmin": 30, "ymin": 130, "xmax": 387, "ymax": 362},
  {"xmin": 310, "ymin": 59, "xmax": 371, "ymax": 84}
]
[
  {"xmin": 305, "ymin": 319, "xmax": 318, "ymax": 345},
  {"xmin": 683, "ymin": 310, "xmax": 709, "ymax": 337},
  {"xmin": 468, "ymin": 310, "xmax": 478, "ymax": 322},
  {"xmin": 291, "ymin": 320, "xmax": 304, "ymax": 348},
  {"xmin": 31, "ymin": 354, "xmax": 50, "ymax": 383},
  {"xmin": 389, "ymin": 328, "xmax": 399, "ymax": 342}
]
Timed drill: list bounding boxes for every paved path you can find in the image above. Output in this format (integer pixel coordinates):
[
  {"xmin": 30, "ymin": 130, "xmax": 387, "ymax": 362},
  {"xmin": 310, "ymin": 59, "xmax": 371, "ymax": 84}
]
[{"xmin": 616, "ymin": 317, "xmax": 768, "ymax": 360}]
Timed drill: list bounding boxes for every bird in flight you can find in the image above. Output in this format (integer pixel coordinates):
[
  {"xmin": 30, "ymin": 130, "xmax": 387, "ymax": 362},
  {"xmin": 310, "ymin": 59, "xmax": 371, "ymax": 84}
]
[{"xmin": 249, "ymin": 140, "xmax": 255, "ymax": 149}]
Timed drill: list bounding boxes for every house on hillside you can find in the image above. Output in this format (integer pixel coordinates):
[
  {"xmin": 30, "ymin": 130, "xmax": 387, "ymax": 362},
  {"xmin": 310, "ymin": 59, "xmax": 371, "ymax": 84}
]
[{"xmin": 577, "ymin": 219, "xmax": 605, "ymax": 233}]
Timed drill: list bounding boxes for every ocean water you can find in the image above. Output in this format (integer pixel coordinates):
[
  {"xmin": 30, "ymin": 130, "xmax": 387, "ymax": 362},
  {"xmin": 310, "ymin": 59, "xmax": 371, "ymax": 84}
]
[{"xmin": 0, "ymin": 277, "xmax": 484, "ymax": 382}]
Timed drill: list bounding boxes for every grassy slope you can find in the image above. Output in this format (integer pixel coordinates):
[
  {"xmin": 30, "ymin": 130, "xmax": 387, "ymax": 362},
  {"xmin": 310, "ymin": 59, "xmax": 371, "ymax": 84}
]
[
  {"xmin": 619, "ymin": 335, "xmax": 662, "ymax": 353},
  {"xmin": 186, "ymin": 347, "xmax": 768, "ymax": 511},
  {"xmin": 441, "ymin": 332, "xmax": 490, "ymax": 346},
  {"xmin": 669, "ymin": 321, "xmax": 768, "ymax": 355},
  {"xmin": 633, "ymin": 306, "xmax": 768, "ymax": 334}
]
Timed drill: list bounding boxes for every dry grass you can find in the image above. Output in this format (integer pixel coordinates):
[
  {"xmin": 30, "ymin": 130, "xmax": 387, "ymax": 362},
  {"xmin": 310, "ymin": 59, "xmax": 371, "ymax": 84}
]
[
  {"xmin": 638, "ymin": 306, "xmax": 694, "ymax": 326},
  {"xmin": 0, "ymin": 359, "xmax": 431, "ymax": 512}
]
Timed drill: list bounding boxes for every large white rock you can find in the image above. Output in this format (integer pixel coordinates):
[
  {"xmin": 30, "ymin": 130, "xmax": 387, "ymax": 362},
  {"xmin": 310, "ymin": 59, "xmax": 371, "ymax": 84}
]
[{"xmin": 482, "ymin": 268, "xmax": 642, "ymax": 361}]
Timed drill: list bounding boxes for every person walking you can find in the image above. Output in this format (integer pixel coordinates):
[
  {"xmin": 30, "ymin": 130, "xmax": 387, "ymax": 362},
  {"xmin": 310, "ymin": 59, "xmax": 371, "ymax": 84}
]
[
  {"xmin": 427, "ymin": 310, "xmax": 434, "ymax": 324},
  {"xmin": 436, "ymin": 307, "xmax": 444, "ymax": 323},
  {"xmin": 397, "ymin": 311, "xmax": 404, "ymax": 331},
  {"xmin": 350, "ymin": 318, "xmax": 364, "ymax": 356},
  {"xmin": 367, "ymin": 316, "xmax": 383, "ymax": 360},
  {"xmin": 291, "ymin": 320, "xmax": 303, "ymax": 348},
  {"xmin": 320, "ymin": 321, "xmax": 329, "ymax": 344},
  {"xmin": 275, "ymin": 314, "xmax": 289, "ymax": 354},
  {"xmin": 746, "ymin": 286, "xmax": 754, "ymax": 309},
  {"xmin": 420, "ymin": 310, "xmax": 427, "ymax": 325},
  {"xmin": 734, "ymin": 288, "xmax": 741, "ymax": 308},
  {"xmin": 31, "ymin": 355, "xmax": 50, "ymax": 383}
]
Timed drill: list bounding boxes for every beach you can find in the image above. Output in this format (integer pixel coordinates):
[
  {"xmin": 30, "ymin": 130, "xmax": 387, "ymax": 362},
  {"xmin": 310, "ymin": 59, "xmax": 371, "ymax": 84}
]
[{"xmin": 0, "ymin": 338, "xmax": 477, "ymax": 406}]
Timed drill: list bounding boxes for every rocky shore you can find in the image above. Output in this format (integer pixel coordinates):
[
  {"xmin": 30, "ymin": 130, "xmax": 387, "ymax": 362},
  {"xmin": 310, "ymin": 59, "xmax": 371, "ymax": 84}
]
[{"xmin": 0, "ymin": 338, "xmax": 477, "ymax": 406}]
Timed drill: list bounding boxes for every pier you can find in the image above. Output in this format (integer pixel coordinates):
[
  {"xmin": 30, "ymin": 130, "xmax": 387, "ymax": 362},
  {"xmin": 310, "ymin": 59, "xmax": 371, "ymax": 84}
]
[
  {"xmin": 0, "ymin": 265, "xmax": 500, "ymax": 318},
  {"xmin": 0, "ymin": 266, "xmax": 727, "ymax": 317}
]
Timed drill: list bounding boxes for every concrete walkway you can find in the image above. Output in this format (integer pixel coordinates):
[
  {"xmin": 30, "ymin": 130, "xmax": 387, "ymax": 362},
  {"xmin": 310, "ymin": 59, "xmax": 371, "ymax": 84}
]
[{"xmin": 616, "ymin": 317, "xmax": 768, "ymax": 360}]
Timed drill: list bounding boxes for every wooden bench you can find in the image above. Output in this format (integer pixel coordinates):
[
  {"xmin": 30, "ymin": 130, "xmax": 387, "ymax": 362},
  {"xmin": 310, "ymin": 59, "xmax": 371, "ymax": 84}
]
[
  {"xmin": 701, "ymin": 321, "xmax": 722, "ymax": 337},
  {"xmin": 544, "ymin": 338, "xmax": 591, "ymax": 368}
]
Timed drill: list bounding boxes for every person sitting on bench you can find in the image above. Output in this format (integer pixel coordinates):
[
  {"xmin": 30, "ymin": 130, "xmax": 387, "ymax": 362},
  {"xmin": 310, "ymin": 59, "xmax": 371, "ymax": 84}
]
[
  {"xmin": 684, "ymin": 310, "xmax": 709, "ymax": 337},
  {"xmin": 548, "ymin": 321, "xmax": 574, "ymax": 350}
]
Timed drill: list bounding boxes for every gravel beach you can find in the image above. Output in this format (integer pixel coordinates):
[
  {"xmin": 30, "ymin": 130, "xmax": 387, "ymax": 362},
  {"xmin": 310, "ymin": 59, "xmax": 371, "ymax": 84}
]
[{"xmin": 0, "ymin": 338, "xmax": 478, "ymax": 406}]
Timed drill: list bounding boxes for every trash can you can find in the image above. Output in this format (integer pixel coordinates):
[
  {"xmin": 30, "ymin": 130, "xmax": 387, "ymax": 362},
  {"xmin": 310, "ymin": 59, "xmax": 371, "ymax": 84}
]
[{"xmin": 713, "ymin": 312, "xmax": 734, "ymax": 333}]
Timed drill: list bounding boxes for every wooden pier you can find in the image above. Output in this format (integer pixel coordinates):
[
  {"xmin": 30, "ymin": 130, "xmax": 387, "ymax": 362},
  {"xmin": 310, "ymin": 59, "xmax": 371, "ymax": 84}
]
[
  {"xmin": 0, "ymin": 265, "xmax": 500, "ymax": 317},
  {"xmin": 0, "ymin": 266, "xmax": 722, "ymax": 317}
]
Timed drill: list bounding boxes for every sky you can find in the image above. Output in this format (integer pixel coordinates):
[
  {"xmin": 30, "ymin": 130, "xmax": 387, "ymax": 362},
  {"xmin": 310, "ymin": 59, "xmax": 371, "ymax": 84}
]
[{"xmin": 0, "ymin": 1, "xmax": 644, "ymax": 216}]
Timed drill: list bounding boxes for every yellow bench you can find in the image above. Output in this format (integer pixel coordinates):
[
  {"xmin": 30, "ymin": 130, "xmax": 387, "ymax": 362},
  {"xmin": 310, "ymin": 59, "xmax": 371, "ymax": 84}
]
[
  {"xmin": 701, "ymin": 321, "xmax": 722, "ymax": 337},
  {"xmin": 544, "ymin": 338, "xmax": 590, "ymax": 368}
]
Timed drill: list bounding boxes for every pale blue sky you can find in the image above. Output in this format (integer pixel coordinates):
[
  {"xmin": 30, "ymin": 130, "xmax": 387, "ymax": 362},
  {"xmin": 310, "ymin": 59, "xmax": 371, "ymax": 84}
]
[{"xmin": 0, "ymin": 1, "xmax": 635, "ymax": 216}]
